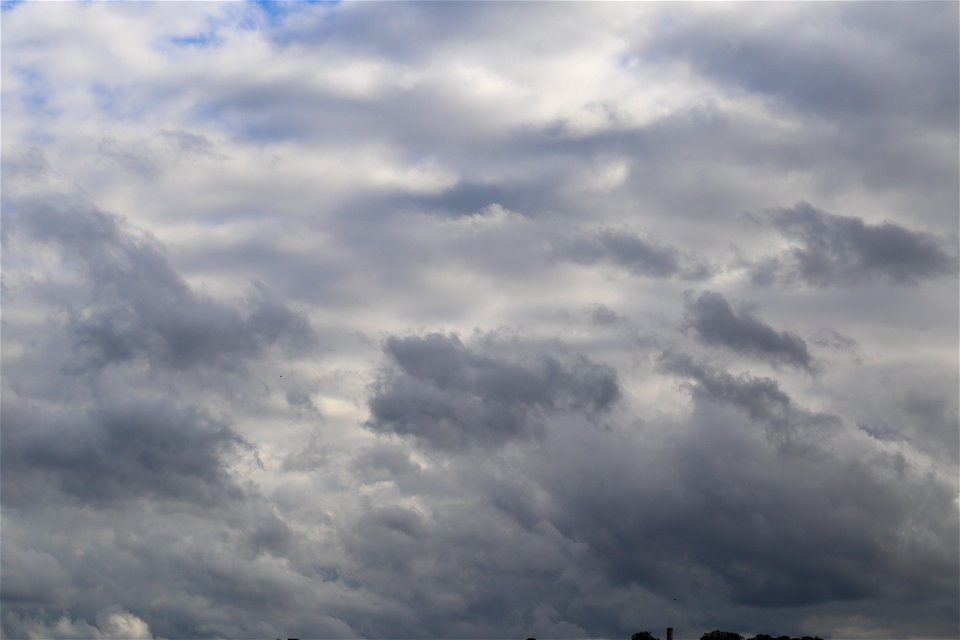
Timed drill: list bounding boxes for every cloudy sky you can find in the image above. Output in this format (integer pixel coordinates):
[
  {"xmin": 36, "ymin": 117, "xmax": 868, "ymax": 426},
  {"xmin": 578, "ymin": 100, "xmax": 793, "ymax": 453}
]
[{"xmin": 2, "ymin": 2, "xmax": 958, "ymax": 639}]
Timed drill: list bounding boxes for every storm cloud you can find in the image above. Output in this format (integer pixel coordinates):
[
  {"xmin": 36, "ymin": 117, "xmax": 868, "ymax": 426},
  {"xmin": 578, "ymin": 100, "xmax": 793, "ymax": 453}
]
[{"xmin": 2, "ymin": 3, "xmax": 957, "ymax": 639}]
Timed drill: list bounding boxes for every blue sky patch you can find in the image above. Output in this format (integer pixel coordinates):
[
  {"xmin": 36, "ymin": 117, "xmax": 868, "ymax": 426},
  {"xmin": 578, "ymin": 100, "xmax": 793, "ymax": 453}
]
[
  {"xmin": 168, "ymin": 32, "xmax": 224, "ymax": 49},
  {"xmin": 253, "ymin": 0, "xmax": 338, "ymax": 26}
]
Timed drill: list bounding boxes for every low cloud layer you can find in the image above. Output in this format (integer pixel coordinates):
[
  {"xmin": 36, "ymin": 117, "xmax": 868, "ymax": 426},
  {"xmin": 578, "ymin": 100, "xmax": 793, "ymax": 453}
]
[{"xmin": 2, "ymin": 3, "xmax": 957, "ymax": 639}]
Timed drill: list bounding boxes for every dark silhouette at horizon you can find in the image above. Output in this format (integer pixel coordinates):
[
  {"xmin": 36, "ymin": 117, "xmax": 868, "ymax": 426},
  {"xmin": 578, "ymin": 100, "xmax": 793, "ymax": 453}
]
[{"xmin": 627, "ymin": 628, "xmax": 824, "ymax": 640}]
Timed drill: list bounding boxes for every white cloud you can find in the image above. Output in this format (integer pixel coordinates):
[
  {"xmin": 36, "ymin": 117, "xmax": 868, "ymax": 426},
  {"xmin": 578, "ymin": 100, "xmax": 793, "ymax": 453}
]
[{"xmin": 17, "ymin": 610, "xmax": 154, "ymax": 640}]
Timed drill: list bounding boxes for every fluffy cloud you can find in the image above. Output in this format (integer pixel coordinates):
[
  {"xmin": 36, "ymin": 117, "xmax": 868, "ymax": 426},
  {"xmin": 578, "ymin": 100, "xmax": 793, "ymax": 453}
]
[{"xmin": 2, "ymin": 3, "xmax": 957, "ymax": 639}]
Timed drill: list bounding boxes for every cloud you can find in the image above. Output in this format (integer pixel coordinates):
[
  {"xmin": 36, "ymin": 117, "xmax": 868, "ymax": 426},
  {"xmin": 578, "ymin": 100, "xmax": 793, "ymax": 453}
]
[
  {"xmin": 561, "ymin": 229, "xmax": 682, "ymax": 277},
  {"xmin": 156, "ymin": 128, "xmax": 218, "ymax": 157},
  {"xmin": 558, "ymin": 229, "xmax": 711, "ymax": 280},
  {"xmin": 4, "ymin": 195, "xmax": 314, "ymax": 372},
  {"xmin": 339, "ymin": 354, "xmax": 958, "ymax": 635},
  {"xmin": 352, "ymin": 442, "xmax": 423, "ymax": 485},
  {"xmin": 659, "ymin": 351, "xmax": 837, "ymax": 443},
  {"xmin": 587, "ymin": 303, "xmax": 627, "ymax": 326},
  {"xmin": 3, "ymin": 610, "xmax": 155, "ymax": 640},
  {"xmin": 532, "ymin": 412, "xmax": 957, "ymax": 613},
  {"xmin": 2, "ymin": 2, "xmax": 957, "ymax": 639},
  {"xmin": 366, "ymin": 333, "xmax": 620, "ymax": 450},
  {"xmin": 684, "ymin": 291, "xmax": 814, "ymax": 371},
  {"xmin": 1, "ymin": 397, "xmax": 251, "ymax": 507},
  {"xmin": 645, "ymin": 3, "xmax": 959, "ymax": 128},
  {"xmin": 753, "ymin": 203, "xmax": 957, "ymax": 286},
  {"xmin": 286, "ymin": 389, "xmax": 321, "ymax": 415},
  {"xmin": 858, "ymin": 387, "xmax": 960, "ymax": 466}
]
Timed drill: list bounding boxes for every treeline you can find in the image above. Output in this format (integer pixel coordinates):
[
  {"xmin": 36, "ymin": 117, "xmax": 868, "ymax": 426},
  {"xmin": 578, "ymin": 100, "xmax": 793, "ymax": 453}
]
[
  {"xmin": 701, "ymin": 631, "xmax": 824, "ymax": 640},
  {"xmin": 631, "ymin": 631, "xmax": 824, "ymax": 640}
]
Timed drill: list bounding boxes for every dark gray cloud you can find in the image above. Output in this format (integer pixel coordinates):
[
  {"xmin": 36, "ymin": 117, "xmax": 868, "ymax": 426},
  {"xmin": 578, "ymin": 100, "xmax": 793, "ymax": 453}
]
[
  {"xmin": 0, "ymin": 397, "xmax": 250, "ymax": 507},
  {"xmin": 811, "ymin": 330, "xmax": 859, "ymax": 354},
  {"xmin": 587, "ymin": 303, "xmax": 626, "ymax": 326},
  {"xmin": 337, "ymin": 357, "xmax": 958, "ymax": 637},
  {"xmin": 367, "ymin": 333, "xmax": 619, "ymax": 450},
  {"xmin": 534, "ymin": 411, "xmax": 958, "ymax": 615},
  {"xmin": 5, "ymin": 196, "xmax": 314, "ymax": 372},
  {"xmin": 0, "ymin": 495, "xmax": 358, "ymax": 640},
  {"xmin": 685, "ymin": 291, "xmax": 814, "ymax": 371},
  {"xmin": 900, "ymin": 390, "xmax": 960, "ymax": 463},
  {"xmin": 858, "ymin": 387, "xmax": 960, "ymax": 466},
  {"xmin": 352, "ymin": 442, "xmax": 423, "ymax": 485},
  {"xmin": 286, "ymin": 389, "xmax": 320, "ymax": 415},
  {"xmin": 659, "ymin": 351, "xmax": 837, "ymax": 441},
  {"xmin": 561, "ymin": 229, "xmax": 682, "ymax": 277},
  {"xmin": 646, "ymin": 3, "xmax": 959, "ymax": 128},
  {"xmin": 2, "ymin": 2, "xmax": 958, "ymax": 639},
  {"xmin": 753, "ymin": 203, "xmax": 957, "ymax": 286}
]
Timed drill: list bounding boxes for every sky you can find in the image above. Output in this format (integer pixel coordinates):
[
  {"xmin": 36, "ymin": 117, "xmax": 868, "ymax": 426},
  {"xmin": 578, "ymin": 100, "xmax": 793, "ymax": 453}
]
[{"xmin": 1, "ymin": 2, "xmax": 958, "ymax": 639}]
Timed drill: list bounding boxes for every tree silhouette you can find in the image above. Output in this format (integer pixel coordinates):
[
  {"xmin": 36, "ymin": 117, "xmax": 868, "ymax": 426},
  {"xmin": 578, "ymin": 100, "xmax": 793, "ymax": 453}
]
[
  {"xmin": 632, "ymin": 632, "xmax": 660, "ymax": 640},
  {"xmin": 699, "ymin": 633, "xmax": 824, "ymax": 640}
]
